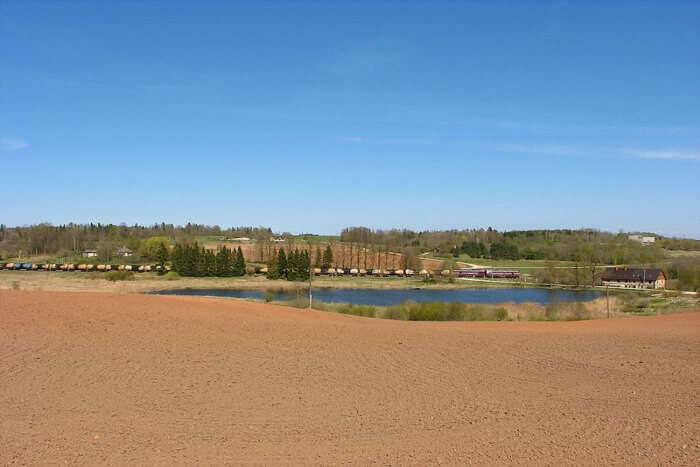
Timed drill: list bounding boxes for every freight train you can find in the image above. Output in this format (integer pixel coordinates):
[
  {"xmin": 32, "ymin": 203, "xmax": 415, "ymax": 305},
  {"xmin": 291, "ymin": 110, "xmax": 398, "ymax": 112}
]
[
  {"xmin": 0, "ymin": 262, "xmax": 520, "ymax": 279},
  {"xmin": 0, "ymin": 262, "xmax": 170, "ymax": 273}
]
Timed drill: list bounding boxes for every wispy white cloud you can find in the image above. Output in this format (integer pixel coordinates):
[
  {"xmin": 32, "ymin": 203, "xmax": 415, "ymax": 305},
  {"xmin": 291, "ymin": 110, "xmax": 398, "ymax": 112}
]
[
  {"xmin": 0, "ymin": 137, "xmax": 29, "ymax": 151},
  {"xmin": 339, "ymin": 136, "xmax": 434, "ymax": 145},
  {"xmin": 621, "ymin": 149, "xmax": 700, "ymax": 161},
  {"xmin": 337, "ymin": 134, "xmax": 700, "ymax": 162}
]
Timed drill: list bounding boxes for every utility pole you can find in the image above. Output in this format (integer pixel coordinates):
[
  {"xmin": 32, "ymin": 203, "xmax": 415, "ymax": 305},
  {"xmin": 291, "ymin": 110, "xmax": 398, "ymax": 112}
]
[{"xmin": 308, "ymin": 241, "xmax": 313, "ymax": 309}]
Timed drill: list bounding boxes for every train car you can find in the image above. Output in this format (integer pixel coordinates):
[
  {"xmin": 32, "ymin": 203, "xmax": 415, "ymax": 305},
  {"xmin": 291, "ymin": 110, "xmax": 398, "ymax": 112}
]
[
  {"xmin": 96, "ymin": 264, "xmax": 108, "ymax": 271},
  {"xmin": 455, "ymin": 269, "xmax": 487, "ymax": 278},
  {"xmin": 394, "ymin": 269, "xmax": 404, "ymax": 276},
  {"xmin": 441, "ymin": 269, "xmax": 452, "ymax": 276},
  {"xmin": 77, "ymin": 264, "xmax": 88, "ymax": 271},
  {"xmin": 327, "ymin": 268, "xmax": 337, "ymax": 275},
  {"xmin": 137, "ymin": 265, "xmax": 146, "ymax": 272},
  {"xmin": 20, "ymin": 263, "xmax": 34, "ymax": 270},
  {"xmin": 419, "ymin": 269, "xmax": 429, "ymax": 276},
  {"xmin": 0, "ymin": 263, "xmax": 6, "ymax": 270},
  {"xmin": 370, "ymin": 269, "xmax": 381, "ymax": 276},
  {"xmin": 336, "ymin": 268, "xmax": 344, "ymax": 275},
  {"xmin": 31, "ymin": 263, "xmax": 40, "ymax": 270},
  {"xmin": 349, "ymin": 268, "xmax": 359, "ymax": 275},
  {"xmin": 5, "ymin": 262, "xmax": 14, "ymax": 270},
  {"xmin": 405, "ymin": 269, "xmax": 415, "ymax": 276},
  {"xmin": 486, "ymin": 269, "xmax": 520, "ymax": 279},
  {"xmin": 130, "ymin": 265, "xmax": 141, "ymax": 272},
  {"xmin": 358, "ymin": 268, "xmax": 367, "ymax": 276}
]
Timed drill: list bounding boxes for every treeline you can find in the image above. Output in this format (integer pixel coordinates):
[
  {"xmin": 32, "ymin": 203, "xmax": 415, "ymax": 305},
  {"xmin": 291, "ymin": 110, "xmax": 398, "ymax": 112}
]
[
  {"xmin": 171, "ymin": 243, "xmax": 246, "ymax": 277},
  {"xmin": 0, "ymin": 223, "xmax": 273, "ymax": 260},
  {"xmin": 341, "ymin": 226, "xmax": 680, "ymax": 264},
  {"xmin": 267, "ymin": 248, "xmax": 311, "ymax": 281}
]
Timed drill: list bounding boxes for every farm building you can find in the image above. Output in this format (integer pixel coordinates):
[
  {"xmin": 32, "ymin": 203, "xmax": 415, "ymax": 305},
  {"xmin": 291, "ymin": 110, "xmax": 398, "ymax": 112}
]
[
  {"xmin": 628, "ymin": 235, "xmax": 655, "ymax": 244},
  {"xmin": 81, "ymin": 249, "xmax": 98, "ymax": 258},
  {"xmin": 601, "ymin": 268, "xmax": 666, "ymax": 289},
  {"xmin": 117, "ymin": 246, "xmax": 133, "ymax": 257}
]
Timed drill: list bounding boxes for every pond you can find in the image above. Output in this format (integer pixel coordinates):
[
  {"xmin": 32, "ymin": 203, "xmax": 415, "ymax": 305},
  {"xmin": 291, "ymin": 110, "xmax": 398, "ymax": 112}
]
[{"xmin": 151, "ymin": 287, "xmax": 603, "ymax": 306}]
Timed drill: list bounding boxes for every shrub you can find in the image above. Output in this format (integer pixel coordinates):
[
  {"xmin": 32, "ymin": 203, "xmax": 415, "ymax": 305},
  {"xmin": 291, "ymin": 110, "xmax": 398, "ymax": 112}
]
[
  {"xmin": 494, "ymin": 307, "xmax": 508, "ymax": 321},
  {"xmin": 263, "ymin": 290, "xmax": 274, "ymax": 303},
  {"xmin": 464, "ymin": 305, "xmax": 486, "ymax": 321},
  {"xmin": 568, "ymin": 302, "xmax": 589, "ymax": 320},
  {"xmin": 544, "ymin": 304, "xmax": 560, "ymax": 320},
  {"xmin": 106, "ymin": 270, "xmax": 135, "ymax": 282},
  {"xmin": 164, "ymin": 271, "xmax": 181, "ymax": 281},
  {"xmin": 335, "ymin": 304, "xmax": 377, "ymax": 318}
]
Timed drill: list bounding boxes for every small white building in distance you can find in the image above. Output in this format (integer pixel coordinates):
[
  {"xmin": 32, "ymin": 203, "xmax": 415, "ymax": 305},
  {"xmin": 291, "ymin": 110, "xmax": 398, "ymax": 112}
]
[
  {"xmin": 117, "ymin": 246, "xmax": 133, "ymax": 257},
  {"xmin": 628, "ymin": 235, "xmax": 655, "ymax": 244},
  {"xmin": 81, "ymin": 249, "xmax": 98, "ymax": 258}
]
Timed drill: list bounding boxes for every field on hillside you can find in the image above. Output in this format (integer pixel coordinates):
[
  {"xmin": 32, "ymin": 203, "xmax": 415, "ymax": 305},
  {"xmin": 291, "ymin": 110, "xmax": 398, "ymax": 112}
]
[
  {"xmin": 204, "ymin": 241, "xmax": 423, "ymax": 269},
  {"xmin": 1, "ymin": 290, "xmax": 698, "ymax": 465}
]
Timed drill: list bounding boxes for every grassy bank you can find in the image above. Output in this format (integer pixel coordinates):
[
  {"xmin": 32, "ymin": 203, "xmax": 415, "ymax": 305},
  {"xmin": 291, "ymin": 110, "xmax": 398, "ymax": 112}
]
[{"xmin": 295, "ymin": 294, "xmax": 696, "ymax": 321}]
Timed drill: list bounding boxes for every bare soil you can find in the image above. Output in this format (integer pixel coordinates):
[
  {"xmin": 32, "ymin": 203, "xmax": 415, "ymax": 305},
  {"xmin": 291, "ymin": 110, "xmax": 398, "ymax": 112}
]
[{"xmin": 1, "ymin": 290, "xmax": 698, "ymax": 465}]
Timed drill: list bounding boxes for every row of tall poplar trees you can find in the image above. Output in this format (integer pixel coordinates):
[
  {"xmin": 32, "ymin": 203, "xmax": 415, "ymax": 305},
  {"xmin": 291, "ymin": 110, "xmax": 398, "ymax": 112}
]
[{"xmin": 171, "ymin": 243, "xmax": 245, "ymax": 277}]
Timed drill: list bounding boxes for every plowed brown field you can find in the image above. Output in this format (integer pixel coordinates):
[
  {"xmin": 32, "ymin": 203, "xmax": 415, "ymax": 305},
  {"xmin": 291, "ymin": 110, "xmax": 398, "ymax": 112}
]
[{"xmin": 1, "ymin": 290, "xmax": 698, "ymax": 465}]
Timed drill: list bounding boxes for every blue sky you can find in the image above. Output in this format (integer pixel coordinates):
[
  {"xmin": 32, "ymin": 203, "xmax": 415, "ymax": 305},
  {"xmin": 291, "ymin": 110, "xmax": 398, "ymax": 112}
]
[{"xmin": 1, "ymin": 1, "xmax": 699, "ymax": 237}]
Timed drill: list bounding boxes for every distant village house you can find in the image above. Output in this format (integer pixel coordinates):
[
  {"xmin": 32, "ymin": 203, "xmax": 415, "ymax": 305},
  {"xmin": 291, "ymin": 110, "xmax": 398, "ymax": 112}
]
[
  {"xmin": 81, "ymin": 249, "xmax": 98, "ymax": 258},
  {"xmin": 117, "ymin": 246, "xmax": 133, "ymax": 257},
  {"xmin": 628, "ymin": 235, "xmax": 655, "ymax": 244},
  {"xmin": 601, "ymin": 268, "xmax": 666, "ymax": 289}
]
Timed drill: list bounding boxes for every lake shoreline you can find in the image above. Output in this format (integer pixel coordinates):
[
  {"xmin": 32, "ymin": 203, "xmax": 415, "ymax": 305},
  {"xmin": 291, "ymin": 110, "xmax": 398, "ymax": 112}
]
[
  {"xmin": 0, "ymin": 270, "xmax": 618, "ymax": 295},
  {"xmin": 150, "ymin": 286, "xmax": 605, "ymax": 307}
]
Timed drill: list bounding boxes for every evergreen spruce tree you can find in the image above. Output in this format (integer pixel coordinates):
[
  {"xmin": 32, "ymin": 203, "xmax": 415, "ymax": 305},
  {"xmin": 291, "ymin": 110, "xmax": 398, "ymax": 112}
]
[
  {"xmin": 156, "ymin": 242, "xmax": 169, "ymax": 273},
  {"xmin": 225, "ymin": 246, "xmax": 234, "ymax": 276},
  {"xmin": 171, "ymin": 244, "xmax": 183, "ymax": 273},
  {"xmin": 186, "ymin": 243, "xmax": 199, "ymax": 277},
  {"xmin": 215, "ymin": 246, "xmax": 225, "ymax": 276},
  {"xmin": 298, "ymin": 249, "xmax": 310, "ymax": 280},
  {"xmin": 278, "ymin": 249, "xmax": 288, "ymax": 279},
  {"xmin": 287, "ymin": 249, "xmax": 298, "ymax": 281},
  {"xmin": 195, "ymin": 245, "xmax": 207, "ymax": 276},
  {"xmin": 205, "ymin": 249, "xmax": 217, "ymax": 276},
  {"xmin": 314, "ymin": 247, "xmax": 322, "ymax": 268},
  {"xmin": 267, "ymin": 248, "xmax": 280, "ymax": 280},
  {"xmin": 235, "ymin": 246, "xmax": 245, "ymax": 276},
  {"xmin": 322, "ymin": 245, "xmax": 333, "ymax": 268}
]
